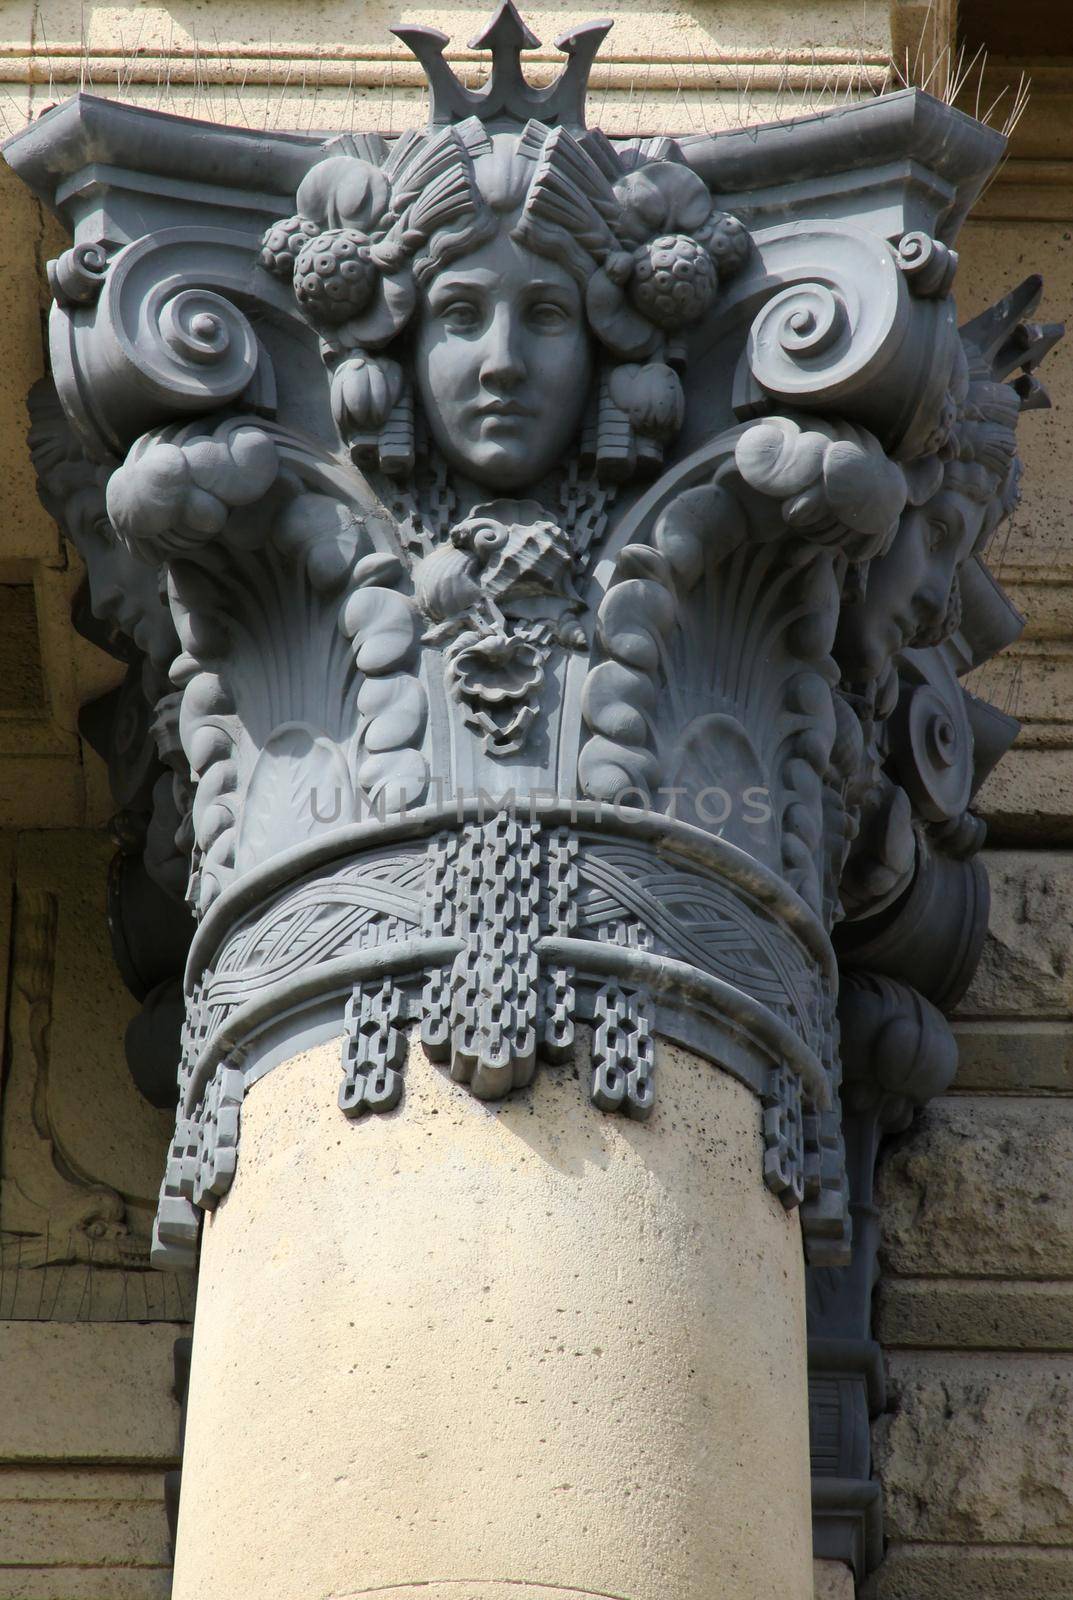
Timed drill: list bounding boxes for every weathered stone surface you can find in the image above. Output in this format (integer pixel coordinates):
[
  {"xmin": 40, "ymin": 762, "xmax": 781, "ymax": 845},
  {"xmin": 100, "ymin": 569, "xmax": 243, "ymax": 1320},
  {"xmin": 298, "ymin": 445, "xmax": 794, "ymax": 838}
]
[
  {"xmin": 878, "ymin": 1095, "xmax": 1073, "ymax": 1278},
  {"xmin": 814, "ymin": 1558, "xmax": 855, "ymax": 1599},
  {"xmin": 953, "ymin": 1019, "xmax": 1073, "ymax": 1092},
  {"xmin": 0, "ymin": 1466, "xmax": 170, "ymax": 1595},
  {"xmin": 967, "ymin": 644, "xmax": 1073, "ymax": 728},
  {"xmin": 0, "ymin": 1323, "xmax": 183, "ymax": 1463},
  {"xmin": 875, "ymin": 1353, "xmax": 1073, "ymax": 1544},
  {"xmin": 865, "ymin": 1542, "xmax": 1073, "ymax": 1600},
  {"xmin": 958, "ymin": 852, "xmax": 1073, "ymax": 1019},
  {"xmin": 0, "ymin": 1570, "xmax": 170, "ymax": 1600},
  {"xmin": 975, "ymin": 749, "xmax": 1073, "ymax": 847},
  {"xmin": 0, "ymin": 167, "xmax": 59, "ymax": 569},
  {"xmin": 3, "ymin": 0, "xmax": 897, "ymax": 58},
  {"xmin": 0, "ymin": 831, "xmax": 174, "ymax": 1249},
  {"xmin": 877, "ymin": 1279, "xmax": 1073, "ymax": 1351},
  {"xmin": 0, "ymin": 0, "xmax": 895, "ymax": 138},
  {"xmin": 0, "ymin": 1261, "xmax": 194, "ymax": 1323},
  {"xmin": 0, "ymin": 1468, "xmax": 166, "ymax": 1501},
  {"xmin": 0, "ymin": 1498, "xmax": 170, "ymax": 1566},
  {"xmin": 175, "ymin": 1039, "xmax": 812, "ymax": 1600}
]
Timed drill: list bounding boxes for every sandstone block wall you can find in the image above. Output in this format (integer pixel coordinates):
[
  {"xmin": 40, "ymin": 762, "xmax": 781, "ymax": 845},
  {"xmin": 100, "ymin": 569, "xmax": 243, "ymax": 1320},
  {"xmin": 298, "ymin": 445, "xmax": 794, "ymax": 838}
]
[
  {"xmin": 861, "ymin": 176, "xmax": 1073, "ymax": 1595},
  {"xmin": 0, "ymin": 1325, "xmax": 181, "ymax": 1597},
  {"xmin": 0, "ymin": 833, "xmax": 188, "ymax": 1597},
  {"xmin": 868, "ymin": 851, "xmax": 1073, "ymax": 1598}
]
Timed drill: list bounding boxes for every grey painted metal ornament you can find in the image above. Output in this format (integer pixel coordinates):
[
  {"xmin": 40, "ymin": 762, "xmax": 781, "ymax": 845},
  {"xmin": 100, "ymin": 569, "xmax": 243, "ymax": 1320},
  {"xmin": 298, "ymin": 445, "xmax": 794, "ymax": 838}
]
[{"xmin": 5, "ymin": 4, "xmax": 1058, "ymax": 1466}]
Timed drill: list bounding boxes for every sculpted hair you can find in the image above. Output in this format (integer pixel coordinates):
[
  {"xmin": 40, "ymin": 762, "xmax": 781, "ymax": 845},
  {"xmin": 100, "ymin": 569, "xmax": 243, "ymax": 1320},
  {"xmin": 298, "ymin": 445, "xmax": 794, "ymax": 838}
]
[{"xmin": 406, "ymin": 124, "xmax": 614, "ymax": 296}]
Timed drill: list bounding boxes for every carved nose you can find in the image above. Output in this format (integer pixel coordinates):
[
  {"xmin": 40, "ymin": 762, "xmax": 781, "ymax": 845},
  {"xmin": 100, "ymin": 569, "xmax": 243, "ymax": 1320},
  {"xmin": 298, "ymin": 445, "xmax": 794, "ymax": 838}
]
[
  {"xmin": 917, "ymin": 583, "xmax": 948, "ymax": 623},
  {"xmin": 479, "ymin": 306, "xmax": 524, "ymax": 389}
]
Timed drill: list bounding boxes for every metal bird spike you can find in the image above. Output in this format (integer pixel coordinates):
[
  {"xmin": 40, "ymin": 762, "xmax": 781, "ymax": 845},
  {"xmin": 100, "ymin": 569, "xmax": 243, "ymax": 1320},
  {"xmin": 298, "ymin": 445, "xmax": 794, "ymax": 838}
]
[{"xmin": 391, "ymin": 0, "xmax": 613, "ymax": 132}]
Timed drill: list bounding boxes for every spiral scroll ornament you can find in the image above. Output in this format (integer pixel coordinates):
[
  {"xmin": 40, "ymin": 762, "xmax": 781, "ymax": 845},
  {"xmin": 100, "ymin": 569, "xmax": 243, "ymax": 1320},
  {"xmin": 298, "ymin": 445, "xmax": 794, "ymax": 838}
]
[
  {"xmin": 157, "ymin": 290, "xmax": 252, "ymax": 372},
  {"xmin": 47, "ymin": 241, "xmax": 110, "ymax": 308},
  {"xmin": 765, "ymin": 284, "xmax": 847, "ymax": 362},
  {"xmin": 747, "ymin": 275, "xmax": 887, "ymax": 407},
  {"xmin": 48, "ymin": 227, "xmax": 274, "ymax": 458},
  {"xmin": 896, "ymin": 232, "xmax": 959, "ymax": 299},
  {"xmin": 134, "ymin": 281, "xmax": 257, "ymax": 407},
  {"xmin": 735, "ymin": 221, "xmax": 960, "ymax": 459},
  {"xmin": 890, "ymin": 681, "xmax": 973, "ymax": 824}
]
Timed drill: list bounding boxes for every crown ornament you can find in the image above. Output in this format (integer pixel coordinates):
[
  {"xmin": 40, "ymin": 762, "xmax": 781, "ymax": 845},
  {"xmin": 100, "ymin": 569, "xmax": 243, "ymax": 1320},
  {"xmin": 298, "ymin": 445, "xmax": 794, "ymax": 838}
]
[
  {"xmin": 393, "ymin": 0, "xmax": 612, "ymax": 132},
  {"xmin": 960, "ymin": 273, "xmax": 1064, "ymax": 411}
]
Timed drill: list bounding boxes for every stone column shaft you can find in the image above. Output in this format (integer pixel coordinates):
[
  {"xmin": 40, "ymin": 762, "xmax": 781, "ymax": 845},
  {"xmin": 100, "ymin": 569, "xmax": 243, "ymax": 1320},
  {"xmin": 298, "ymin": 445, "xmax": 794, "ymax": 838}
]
[{"xmin": 174, "ymin": 1039, "xmax": 812, "ymax": 1600}]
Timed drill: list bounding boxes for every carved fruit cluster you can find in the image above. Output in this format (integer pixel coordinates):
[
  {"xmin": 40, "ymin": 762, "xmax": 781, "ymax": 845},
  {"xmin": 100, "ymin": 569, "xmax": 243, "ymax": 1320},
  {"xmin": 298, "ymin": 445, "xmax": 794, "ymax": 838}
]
[
  {"xmin": 596, "ymin": 161, "xmax": 751, "ymax": 344},
  {"xmin": 702, "ymin": 211, "xmax": 750, "ymax": 275},
  {"xmin": 628, "ymin": 234, "xmax": 717, "ymax": 330},
  {"xmin": 259, "ymin": 215, "xmax": 318, "ymax": 278},
  {"xmin": 293, "ymin": 230, "xmax": 379, "ymax": 324}
]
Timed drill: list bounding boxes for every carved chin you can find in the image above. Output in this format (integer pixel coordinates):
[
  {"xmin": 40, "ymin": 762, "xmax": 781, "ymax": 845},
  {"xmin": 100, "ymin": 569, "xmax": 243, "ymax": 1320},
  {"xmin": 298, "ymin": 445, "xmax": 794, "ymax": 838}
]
[
  {"xmin": 837, "ymin": 611, "xmax": 899, "ymax": 682},
  {"xmin": 449, "ymin": 434, "xmax": 549, "ymax": 491}
]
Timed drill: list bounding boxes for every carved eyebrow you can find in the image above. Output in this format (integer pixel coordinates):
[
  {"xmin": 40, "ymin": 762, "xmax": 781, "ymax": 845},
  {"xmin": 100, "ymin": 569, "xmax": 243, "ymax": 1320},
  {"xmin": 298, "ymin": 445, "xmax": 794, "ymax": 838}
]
[
  {"xmin": 429, "ymin": 272, "xmax": 573, "ymax": 298},
  {"xmin": 428, "ymin": 270, "xmax": 499, "ymax": 294}
]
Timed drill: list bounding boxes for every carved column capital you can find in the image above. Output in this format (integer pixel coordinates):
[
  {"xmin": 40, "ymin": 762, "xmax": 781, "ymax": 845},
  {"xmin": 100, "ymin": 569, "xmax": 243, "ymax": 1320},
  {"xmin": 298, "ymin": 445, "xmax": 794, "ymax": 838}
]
[{"xmin": 5, "ymin": 7, "xmax": 1059, "ymax": 1281}]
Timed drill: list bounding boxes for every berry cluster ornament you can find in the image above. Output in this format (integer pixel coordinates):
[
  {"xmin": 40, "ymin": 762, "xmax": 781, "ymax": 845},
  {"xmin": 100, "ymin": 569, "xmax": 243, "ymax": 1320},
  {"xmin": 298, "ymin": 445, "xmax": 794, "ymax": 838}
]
[
  {"xmin": 292, "ymin": 230, "xmax": 379, "ymax": 325},
  {"xmin": 699, "ymin": 211, "xmax": 751, "ymax": 280},
  {"xmin": 258, "ymin": 215, "xmax": 319, "ymax": 281},
  {"xmin": 629, "ymin": 234, "xmax": 718, "ymax": 330}
]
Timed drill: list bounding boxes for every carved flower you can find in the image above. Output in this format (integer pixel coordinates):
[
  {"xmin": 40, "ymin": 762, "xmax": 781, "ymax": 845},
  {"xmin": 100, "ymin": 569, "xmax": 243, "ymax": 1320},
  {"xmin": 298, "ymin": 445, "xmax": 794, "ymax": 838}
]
[
  {"xmin": 294, "ymin": 155, "xmax": 393, "ymax": 235},
  {"xmin": 448, "ymin": 628, "xmax": 543, "ymax": 703},
  {"xmin": 613, "ymin": 163, "xmax": 715, "ymax": 248}
]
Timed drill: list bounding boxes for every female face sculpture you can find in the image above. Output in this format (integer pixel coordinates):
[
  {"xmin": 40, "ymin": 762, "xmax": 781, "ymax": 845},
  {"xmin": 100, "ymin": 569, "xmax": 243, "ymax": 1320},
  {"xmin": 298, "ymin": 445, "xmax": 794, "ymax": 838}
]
[
  {"xmin": 836, "ymin": 486, "xmax": 987, "ymax": 682},
  {"xmin": 413, "ymin": 227, "xmax": 594, "ymax": 492},
  {"xmin": 72, "ymin": 492, "xmax": 175, "ymax": 668}
]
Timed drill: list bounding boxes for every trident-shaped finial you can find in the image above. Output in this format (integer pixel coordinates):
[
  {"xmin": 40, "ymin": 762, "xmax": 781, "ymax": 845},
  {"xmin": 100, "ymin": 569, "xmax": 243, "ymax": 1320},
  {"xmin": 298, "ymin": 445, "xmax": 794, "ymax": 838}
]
[
  {"xmin": 392, "ymin": 1, "xmax": 612, "ymax": 132},
  {"xmin": 960, "ymin": 275, "xmax": 1065, "ymax": 411}
]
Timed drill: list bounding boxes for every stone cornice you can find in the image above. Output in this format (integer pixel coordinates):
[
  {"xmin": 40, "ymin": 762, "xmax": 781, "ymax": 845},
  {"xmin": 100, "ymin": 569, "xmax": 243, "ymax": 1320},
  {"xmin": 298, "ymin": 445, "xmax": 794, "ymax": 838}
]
[
  {"xmin": 5, "ymin": 92, "xmax": 326, "ymax": 211},
  {"xmin": 681, "ymin": 87, "xmax": 1007, "ymax": 239}
]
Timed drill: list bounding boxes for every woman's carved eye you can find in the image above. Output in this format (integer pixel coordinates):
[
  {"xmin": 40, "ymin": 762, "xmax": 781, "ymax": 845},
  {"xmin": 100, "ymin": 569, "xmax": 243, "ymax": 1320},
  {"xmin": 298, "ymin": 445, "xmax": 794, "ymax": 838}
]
[
  {"xmin": 926, "ymin": 520, "xmax": 948, "ymax": 553},
  {"xmin": 442, "ymin": 300, "xmax": 481, "ymax": 331},
  {"xmin": 528, "ymin": 301, "xmax": 569, "ymax": 331}
]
